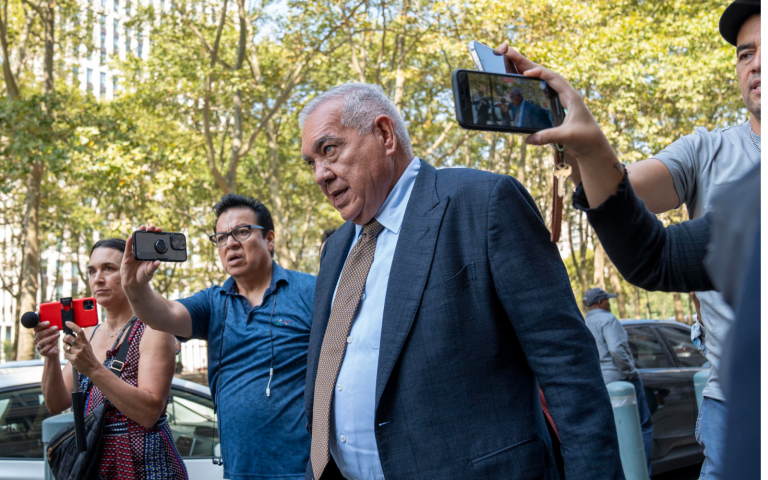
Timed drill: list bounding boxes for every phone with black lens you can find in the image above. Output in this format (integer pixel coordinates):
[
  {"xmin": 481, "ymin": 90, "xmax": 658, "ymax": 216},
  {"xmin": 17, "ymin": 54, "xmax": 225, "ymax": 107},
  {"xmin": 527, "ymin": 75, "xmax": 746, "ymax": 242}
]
[
  {"xmin": 132, "ymin": 230, "xmax": 188, "ymax": 262},
  {"xmin": 452, "ymin": 69, "xmax": 564, "ymax": 134}
]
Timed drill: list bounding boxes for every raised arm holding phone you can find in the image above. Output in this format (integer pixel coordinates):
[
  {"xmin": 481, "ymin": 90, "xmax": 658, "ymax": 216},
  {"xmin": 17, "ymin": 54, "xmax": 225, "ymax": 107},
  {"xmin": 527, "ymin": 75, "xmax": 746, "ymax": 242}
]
[{"xmin": 120, "ymin": 195, "xmax": 316, "ymax": 480}]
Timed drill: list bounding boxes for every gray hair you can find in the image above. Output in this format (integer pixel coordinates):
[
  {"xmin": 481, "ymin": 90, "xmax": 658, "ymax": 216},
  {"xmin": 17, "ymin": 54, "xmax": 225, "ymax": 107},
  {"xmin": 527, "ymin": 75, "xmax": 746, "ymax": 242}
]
[{"xmin": 298, "ymin": 83, "xmax": 413, "ymax": 158}]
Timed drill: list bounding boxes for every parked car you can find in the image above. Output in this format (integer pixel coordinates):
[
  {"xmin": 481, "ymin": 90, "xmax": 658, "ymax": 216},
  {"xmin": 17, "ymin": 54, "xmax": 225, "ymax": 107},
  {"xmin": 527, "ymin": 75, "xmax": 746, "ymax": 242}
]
[
  {"xmin": 621, "ymin": 320, "xmax": 708, "ymax": 476},
  {"xmin": 0, "ymin": 360, "xmax": 223, "ymax": 480}
]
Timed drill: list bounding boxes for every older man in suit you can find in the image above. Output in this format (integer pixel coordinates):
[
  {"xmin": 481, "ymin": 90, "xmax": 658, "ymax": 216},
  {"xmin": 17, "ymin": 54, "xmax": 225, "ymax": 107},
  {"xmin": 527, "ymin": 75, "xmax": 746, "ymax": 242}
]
[{"xmin": 299, "ymin": 82, "xmax": 623, "ymax": 480}]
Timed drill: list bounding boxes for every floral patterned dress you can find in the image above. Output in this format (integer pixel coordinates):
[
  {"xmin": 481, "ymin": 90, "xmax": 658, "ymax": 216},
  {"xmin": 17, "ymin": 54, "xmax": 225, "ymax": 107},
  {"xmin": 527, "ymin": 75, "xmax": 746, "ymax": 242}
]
[{"xmin": 78, "ymin": 320, "xmax": 189, "ymax": 479}]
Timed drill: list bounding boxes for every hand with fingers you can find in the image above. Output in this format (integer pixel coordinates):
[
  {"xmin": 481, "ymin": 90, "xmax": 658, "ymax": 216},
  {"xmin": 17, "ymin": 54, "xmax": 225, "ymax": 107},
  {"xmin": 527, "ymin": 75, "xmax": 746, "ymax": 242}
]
[
  {"xmin": 34, "ymin": 322, "xmax": 62, "ymax": 360},
  {"xmin": 494, "ymin": 43, "xmax": 625, "ymax": 206},
  {"xmin": 121, "ymin": 224, "xmax": 163, "ymax": 296},
  {"xmin": 62, "ymin": 322, "xmax": 102, "ymax": 377}
]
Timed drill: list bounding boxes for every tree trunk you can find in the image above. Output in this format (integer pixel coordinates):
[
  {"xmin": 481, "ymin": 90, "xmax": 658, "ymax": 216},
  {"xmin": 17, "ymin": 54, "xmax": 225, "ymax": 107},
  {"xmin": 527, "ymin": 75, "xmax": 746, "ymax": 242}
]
[
  {"xmin": 517, "ymin": 141, "xmax": 527, "ymax": 186},
  {"xmin": 17, "ymin": 162, "xmax": 44, "ymax": 360},
  {"xmin": 266, "ymin": 120, "xmax": 290, "ymax": 266},
  {"xmin": 687, "ymin": 293, "xmax": 694, "ymax": 325},
  {"xmin": 607, "ymin": 263, "xmax": 627, "ymax": 318},
  {"xmin": 593, "ymin": 241, "xmax": 606, "ymax": 290},
  {"xmin": 629, "ymin": 286, "xmax": 639, "ymax": 318},
  {"xmin": 673, "ymin": 292, "xmax": 685, "ymax": 323}
]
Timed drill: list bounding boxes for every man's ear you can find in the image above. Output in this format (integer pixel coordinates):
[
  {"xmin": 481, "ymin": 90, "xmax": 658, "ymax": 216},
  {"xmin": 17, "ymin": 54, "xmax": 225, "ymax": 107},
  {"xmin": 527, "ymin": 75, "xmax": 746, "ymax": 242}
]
[
  {"xmin": 266, "ymin": 230, "xmax": 276, "ymax": 254},
  {"xmin": 373, "ymin": 115, "xmax": 398, "ymax": 157}
]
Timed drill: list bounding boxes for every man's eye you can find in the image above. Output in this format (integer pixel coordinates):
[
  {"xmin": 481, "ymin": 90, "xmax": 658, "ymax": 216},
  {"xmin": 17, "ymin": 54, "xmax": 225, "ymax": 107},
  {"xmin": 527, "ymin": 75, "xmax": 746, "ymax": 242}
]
[
  {"xmin": 739, "ymin": 52, "xmax": 753, "ymax": 61},
  {"xmin": 323, "ymin": 145, "xmax": 335, "ymax": 155},
  {"xmin": 307, "ymin": 160, "xmax": 315, "ymax": 168}
]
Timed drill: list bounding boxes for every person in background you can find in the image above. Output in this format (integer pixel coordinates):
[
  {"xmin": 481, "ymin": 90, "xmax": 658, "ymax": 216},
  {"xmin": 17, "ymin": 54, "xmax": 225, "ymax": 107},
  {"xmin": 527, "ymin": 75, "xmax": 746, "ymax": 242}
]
[
  {"xmin": 120, "ymin": 195, "xmax": 316, "ymax": 480},
  {"xmin": 34, "ymin": 239, "xmax": 188, "ymax": 479},
  {"xmin": 583, "ymin": 288, "xmax": 653, "ymax": 478}
]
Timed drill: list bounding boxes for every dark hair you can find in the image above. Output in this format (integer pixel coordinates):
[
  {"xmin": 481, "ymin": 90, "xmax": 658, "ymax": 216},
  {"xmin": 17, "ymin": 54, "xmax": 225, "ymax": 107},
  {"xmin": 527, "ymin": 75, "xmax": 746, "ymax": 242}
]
[
  {"xmin": 321, "ymin": 228, "xmax": 337, "ymax": 244},
  {"xmin": 89, "ymin": 238, "xmax": 126, "ymax": 258},
  {"xmin": 212, "ymin": 194, "xmax": 274, "ymax": 235}
]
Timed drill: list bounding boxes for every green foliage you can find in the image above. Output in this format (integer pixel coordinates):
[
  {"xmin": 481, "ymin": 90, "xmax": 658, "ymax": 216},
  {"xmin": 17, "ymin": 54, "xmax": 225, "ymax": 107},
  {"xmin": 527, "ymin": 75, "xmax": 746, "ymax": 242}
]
[{"xmin": 1, "ymin": 0, "xmax": 740, "ymax": 319}]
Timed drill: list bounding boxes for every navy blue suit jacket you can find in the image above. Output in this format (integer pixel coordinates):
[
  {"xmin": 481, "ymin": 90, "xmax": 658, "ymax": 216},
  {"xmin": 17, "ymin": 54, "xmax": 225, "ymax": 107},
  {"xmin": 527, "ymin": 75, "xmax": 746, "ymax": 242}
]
[{"xmin": 305, "ymin": 160, "xmax": 623, "ymax": 479}]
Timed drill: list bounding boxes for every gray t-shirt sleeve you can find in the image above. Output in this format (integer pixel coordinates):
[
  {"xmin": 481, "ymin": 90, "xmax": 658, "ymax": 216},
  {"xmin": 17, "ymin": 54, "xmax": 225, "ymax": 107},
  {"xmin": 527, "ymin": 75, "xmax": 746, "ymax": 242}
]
[
  {"xmin": 602, "ymin": 318, "xmax": 637, "ymax": 378},
  {"xmin": 653, "ymin": 128, "xmax": 710, "ymax": 210}
]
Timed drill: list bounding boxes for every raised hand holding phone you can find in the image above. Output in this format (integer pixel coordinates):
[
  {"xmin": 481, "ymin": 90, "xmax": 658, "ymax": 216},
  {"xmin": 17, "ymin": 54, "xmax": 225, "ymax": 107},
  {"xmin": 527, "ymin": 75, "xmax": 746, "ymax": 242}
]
[
  {"xmin": 121, "ymin": 225, "xmax": 163, "ymax": 295},
  {"xmin": 494, "ymin": 44, "xmax": 625, "ymax": 208}
]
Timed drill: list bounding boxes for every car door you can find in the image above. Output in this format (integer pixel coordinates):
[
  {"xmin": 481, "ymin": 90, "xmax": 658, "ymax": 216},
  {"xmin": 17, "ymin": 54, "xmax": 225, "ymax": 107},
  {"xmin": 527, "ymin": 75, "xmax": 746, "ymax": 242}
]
[
  {"xmin": 0, "ymin": 385, "xmax": 50, "ymax": 480},
  {"xmin": 166, "ymin": 387, "xmax": 224, "ymax": 480},
  {"xmin": 624, "ymin": 325, "xmax": 694, "ymax": 467},
  {"xmin": 655, "ymin": 324, "xmax": 709, "ymax": 418},
  {"xmin": 0, "ymin": 382, "xmax": 224, "ymax": 480}
]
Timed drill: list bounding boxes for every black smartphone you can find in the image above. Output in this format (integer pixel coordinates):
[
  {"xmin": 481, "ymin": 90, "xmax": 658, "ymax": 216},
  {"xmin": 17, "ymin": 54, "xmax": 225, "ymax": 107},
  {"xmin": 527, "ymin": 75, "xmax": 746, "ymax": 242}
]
[
  {"xmin": 132, "ymin": 230, "xmax": 188, "ymax": 262},
  {"xmin": 452, "ymin": 69, "xmax": 564, "ymax": 134}
]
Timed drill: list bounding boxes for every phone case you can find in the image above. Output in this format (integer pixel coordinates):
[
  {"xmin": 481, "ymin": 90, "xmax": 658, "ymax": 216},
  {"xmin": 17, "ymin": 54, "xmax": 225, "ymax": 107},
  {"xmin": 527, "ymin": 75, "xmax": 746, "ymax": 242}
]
[
  {"xmin": 132, "ymin": 230, "xmax": 188, "ymax": 262},
  {"xmin": 452, "ymin": 69, "xmax": 565, "ymax": 134},
  {"xmin": 39, "ymin": 298, "xmax": 99, "ymax": 330}
]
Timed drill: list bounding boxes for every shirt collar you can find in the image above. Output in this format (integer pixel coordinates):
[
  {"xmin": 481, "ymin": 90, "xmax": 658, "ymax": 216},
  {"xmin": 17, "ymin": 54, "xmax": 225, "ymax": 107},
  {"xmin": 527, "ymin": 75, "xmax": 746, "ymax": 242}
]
[
  {"xmin": 221, "ymin": 260, "xmax": 289, "ymax": 297},
  {"xmin": 585, "ymin": 309, "xmax": 609, "ymax": 318},
  {"xmin": 355, "ymin": 156, "xmax": 421, "ymax": 238}
]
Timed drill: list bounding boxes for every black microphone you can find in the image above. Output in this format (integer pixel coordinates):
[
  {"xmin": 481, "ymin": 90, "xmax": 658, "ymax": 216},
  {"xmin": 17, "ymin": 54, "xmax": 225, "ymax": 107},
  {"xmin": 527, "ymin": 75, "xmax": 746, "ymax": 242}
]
[{"xmin": 21, "ymin": 312, "xmax": 40, "ymax": 329}]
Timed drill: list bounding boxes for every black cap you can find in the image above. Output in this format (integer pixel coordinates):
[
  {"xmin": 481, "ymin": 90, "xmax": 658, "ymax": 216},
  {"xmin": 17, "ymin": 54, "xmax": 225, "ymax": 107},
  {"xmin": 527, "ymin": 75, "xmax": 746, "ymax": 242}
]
[
  {"xmin": 719, "ymin": 0, "xmax": 760, "ymax": 46},
  {"xmin": 583, "ymin": 288, "xmax": 617, "ymax": 306}
]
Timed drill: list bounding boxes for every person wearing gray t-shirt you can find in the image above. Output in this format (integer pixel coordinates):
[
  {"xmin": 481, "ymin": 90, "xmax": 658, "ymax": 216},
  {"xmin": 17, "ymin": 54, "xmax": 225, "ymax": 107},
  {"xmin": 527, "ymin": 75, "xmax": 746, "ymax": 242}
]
[{"xmin": 563, "ymin": 2, "xmax": 760, "ymax": 479}]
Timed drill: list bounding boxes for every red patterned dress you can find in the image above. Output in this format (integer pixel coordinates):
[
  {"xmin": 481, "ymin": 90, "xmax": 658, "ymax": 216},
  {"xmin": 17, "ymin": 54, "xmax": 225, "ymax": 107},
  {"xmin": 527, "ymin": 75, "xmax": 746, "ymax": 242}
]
[{"xmin": 78, "ymin": 320, "xmax": 189, "ymax": 480}]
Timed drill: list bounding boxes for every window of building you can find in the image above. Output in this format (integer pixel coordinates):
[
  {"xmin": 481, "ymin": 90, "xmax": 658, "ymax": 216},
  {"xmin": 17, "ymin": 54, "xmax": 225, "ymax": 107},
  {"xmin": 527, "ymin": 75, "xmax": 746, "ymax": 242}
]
[
  {"xmin": 87, "ymin": 68, "xmax": 93, "ymax": 92},
  {"xmin": 100, "ymin": 72, "xmax": 106, "ymax": 98},
  {"xmin": 125, "ymin": 27, "xmax": 131, "ymax": 53},
  {"xmin": 113, "ymin": 76, "xmax": 119, "ymax": 96},
  {"xmin": 100, "ymin": 13, "xmax": 106, "ymax": 26},
  {"xmin": 138, "ymin": 32, "xmax": 143, "ymax": 58},
  {"xmin": 113, "ymin": 0, "xmax": 118, "ymax": 11},
  {"xmin": 113, "ymin": 19, "xmax": 119, "ymax": 52},
  {"xmin": 101, "ymin": 0, "xmax": 105, "ymax": 7},
  {"xmin": 125, "ymin": 0, "xmax": 131, "ymax": 15}
]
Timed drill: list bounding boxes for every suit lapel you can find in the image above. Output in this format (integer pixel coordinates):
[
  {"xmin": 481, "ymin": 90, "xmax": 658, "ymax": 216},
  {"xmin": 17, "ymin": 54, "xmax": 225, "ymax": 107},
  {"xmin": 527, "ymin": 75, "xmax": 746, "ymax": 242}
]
[
  {"xmin": 307, "ymin": 222, "xmax": 356, "ymax": 406},
  {"xmin": 375, "ymin": 160, "xmax": 448, "ymax": 409}
]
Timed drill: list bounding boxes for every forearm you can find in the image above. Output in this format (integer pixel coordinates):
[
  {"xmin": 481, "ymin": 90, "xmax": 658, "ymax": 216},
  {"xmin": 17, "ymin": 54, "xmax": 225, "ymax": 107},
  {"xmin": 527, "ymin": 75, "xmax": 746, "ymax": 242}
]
[
  {"xmin": 572, "ymin": 145, "xmax": 624, "ymax": 208},
  {"xmin": 573, "ymin": 174, "xmax": 714, "ymax": 292},
  {"xmin": 125, "ymin": 285, "xmax": 192, "ymax": 338},
  {"xmin": 609, "ymin": 347, "xmax": 636, "ymax": 377},
  {"xmin": 41, "ymin": 358, "xmax": 73, "ymax": 414},
  {"xmin": 87, "ymin": 366, "xmax": 167, "ymax": 428}
]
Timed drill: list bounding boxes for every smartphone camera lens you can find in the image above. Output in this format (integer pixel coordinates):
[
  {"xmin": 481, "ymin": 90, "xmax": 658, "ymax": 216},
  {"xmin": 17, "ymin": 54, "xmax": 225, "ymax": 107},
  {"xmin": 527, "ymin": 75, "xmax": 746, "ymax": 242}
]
[
  {"xmin": 83, "ymin": 300, "xmax": 94, "ymax": 310},
  {"xmin": 155, "ymin": 239, "xmax": 168, "ymax": 254},
  {"xmin": 171, "ymin": 234, "xmax": 186, "ymax": 251}
]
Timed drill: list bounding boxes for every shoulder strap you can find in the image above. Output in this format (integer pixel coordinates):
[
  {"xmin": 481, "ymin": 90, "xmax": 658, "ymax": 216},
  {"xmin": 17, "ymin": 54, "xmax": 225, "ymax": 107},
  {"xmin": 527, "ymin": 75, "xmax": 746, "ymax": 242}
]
[
  {"xmin": 89, "ymin": 324, "xmax": 101, "ymax": 341},
  {"xmin": 108, "ymin": 318, "xmax": 137, "ymax": 376}
]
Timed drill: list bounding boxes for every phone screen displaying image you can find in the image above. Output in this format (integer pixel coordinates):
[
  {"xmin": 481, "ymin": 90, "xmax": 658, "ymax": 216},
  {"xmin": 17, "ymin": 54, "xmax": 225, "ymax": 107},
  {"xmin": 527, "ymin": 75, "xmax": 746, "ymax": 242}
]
[{"xmin": 459, "ymin": 70, "xmax": 558, "ymax": 131}]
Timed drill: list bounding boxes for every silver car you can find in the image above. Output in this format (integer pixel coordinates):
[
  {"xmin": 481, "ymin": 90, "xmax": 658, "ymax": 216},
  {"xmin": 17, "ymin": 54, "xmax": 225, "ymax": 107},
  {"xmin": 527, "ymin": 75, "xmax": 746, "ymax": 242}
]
[{"xmin": 0, "ymin": 361, "xmax": 223, "ymax": 480}]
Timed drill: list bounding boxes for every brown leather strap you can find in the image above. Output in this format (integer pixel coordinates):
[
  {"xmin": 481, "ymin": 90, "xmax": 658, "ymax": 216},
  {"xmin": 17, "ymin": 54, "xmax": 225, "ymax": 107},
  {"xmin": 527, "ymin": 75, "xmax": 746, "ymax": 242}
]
[{"xmin": 550, "ymin": 173, "xmax": 563, "ymax": 243}]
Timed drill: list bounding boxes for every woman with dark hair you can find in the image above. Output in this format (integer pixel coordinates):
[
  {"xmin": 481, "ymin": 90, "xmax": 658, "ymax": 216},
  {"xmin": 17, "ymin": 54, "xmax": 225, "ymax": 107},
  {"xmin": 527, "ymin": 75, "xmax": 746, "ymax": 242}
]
[{"xmin": 34, "ymin": 238, "xmax": 188, "ymax": 479}]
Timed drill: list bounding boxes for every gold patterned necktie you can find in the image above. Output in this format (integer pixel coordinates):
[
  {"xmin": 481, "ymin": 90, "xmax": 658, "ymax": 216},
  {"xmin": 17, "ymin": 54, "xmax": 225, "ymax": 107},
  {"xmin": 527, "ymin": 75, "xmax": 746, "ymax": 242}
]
[{"xmin": 310, "ymin": 219, "xmax": 385, "ymax": 479}]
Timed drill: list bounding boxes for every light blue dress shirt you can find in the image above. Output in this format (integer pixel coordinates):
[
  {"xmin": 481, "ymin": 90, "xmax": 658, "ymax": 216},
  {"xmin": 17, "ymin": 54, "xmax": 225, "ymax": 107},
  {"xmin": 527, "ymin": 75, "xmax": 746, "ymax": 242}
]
[{"xmin": 328, "ymin": 157, "xmax": 421, "ymax": 480}]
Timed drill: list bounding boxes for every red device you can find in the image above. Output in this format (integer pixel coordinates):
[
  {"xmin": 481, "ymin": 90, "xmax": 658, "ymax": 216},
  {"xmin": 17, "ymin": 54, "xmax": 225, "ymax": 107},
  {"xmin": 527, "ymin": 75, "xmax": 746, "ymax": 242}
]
[{"xmin": 39, "ymin": 297, "xmax": 99, "ymax": 331}]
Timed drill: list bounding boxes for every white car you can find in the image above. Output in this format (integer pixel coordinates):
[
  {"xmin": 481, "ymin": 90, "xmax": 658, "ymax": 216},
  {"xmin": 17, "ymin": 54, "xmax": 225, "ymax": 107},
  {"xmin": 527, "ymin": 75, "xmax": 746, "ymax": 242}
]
[{"xmin": 0, "ymin": 360, "xmax": 223, "ymax": 480}]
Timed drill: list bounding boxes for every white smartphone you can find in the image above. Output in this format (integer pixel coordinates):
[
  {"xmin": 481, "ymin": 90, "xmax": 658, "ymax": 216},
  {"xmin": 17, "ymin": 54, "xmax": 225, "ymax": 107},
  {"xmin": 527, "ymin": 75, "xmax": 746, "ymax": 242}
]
[{"xmin": 467, "ymin": 41, "xmax": 517, "ymax": 74}]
